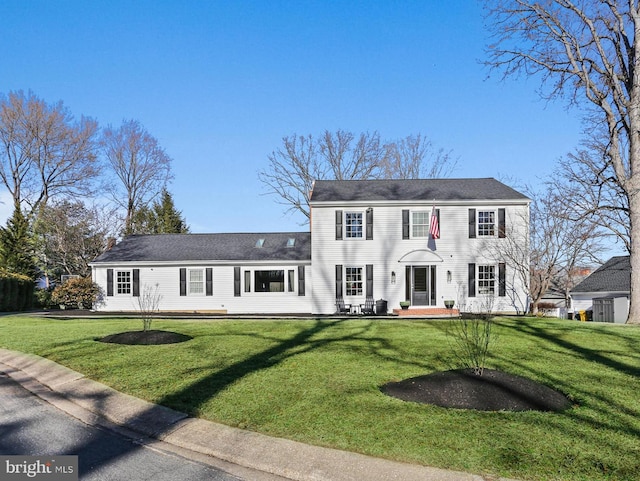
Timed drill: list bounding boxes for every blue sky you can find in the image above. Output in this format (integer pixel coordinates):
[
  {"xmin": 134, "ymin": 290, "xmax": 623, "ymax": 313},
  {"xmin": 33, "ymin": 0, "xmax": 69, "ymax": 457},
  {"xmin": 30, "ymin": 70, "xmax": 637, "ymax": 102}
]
[{"xmin": 0, "ymin": 0, "xmax": 584, "ymax": 233}]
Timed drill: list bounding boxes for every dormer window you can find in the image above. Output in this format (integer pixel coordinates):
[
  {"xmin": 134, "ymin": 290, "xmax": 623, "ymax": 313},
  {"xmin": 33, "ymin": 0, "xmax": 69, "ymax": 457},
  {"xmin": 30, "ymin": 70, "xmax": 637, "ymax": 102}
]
[{"xmin": 256, "ymin": 238, "xmax": 265, "ymax": 248}]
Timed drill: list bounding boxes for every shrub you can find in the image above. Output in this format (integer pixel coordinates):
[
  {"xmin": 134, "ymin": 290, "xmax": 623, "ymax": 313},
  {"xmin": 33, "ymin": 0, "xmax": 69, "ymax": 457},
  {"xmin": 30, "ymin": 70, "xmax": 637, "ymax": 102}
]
[
  {"xmin": 34, "ymin": 288, "xmax": 54, "ymax": 309},
  {"xmin": 137, "ymin": 283, "xmax": 163, "ymax": 331},
  {"xmin": 52, "ymin": 277, "xmax": 101, "ymax": 309}
]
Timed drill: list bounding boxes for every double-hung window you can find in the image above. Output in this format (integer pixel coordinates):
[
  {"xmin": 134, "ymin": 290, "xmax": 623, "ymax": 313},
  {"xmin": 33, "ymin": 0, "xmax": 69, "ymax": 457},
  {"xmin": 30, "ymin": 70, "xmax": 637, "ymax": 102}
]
[
  {"xmin": 116, "ymin": 271, "xmax": 131, "ymax": 295},
  {"xmin": 180, "ymin": 267, "xmax": 212, "ymax": 297},
  {"xmin": 189, "ymin": 269, "xmax": 205, "ymax": 295},
  {"xmin": 345, "ymin": 212, "xmax": 363, "ymax": 238},
  {"xmin": 412, "ymin": 211, "xmax": 429, "ymax": 238},
  {"xmin": 478, "ymin": 265, "xmax": 495, "ymax": 294},
  {"xmin": 470, "ymin": 208, "xmax": 505, "ymax": 238},
  {"xmin": 478, "ymin": 211, "xmax": 495, "ymax": 236},
  {"xmin": 337, "ymin": 210, "xmax": 372, "ymax": 240},
  {"xmin": 345, "ymin": 267, "xmax": 363, "ymax": 296}
]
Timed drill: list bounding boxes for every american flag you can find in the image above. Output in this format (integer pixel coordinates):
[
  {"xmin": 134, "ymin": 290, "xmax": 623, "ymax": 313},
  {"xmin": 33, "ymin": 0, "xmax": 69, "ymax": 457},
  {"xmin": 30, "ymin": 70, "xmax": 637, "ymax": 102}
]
[{"xmin": 429, "ymin": 206, "xmax": 440, "ymax": 239}]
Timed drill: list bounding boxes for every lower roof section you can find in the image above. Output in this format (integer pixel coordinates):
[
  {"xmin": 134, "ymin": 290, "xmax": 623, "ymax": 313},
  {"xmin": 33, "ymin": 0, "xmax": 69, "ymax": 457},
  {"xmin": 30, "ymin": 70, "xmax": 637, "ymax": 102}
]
[{"xmin": 91, "ymin": 232, "xmax": 311, "ymax": 264}]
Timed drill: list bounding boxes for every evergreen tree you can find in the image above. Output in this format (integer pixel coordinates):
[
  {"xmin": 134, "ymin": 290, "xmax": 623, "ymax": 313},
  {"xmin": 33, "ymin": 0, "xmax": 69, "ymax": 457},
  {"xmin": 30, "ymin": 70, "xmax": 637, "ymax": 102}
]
[
  {"xmin": 127, "ymin": 189, "xmax": 189, "ymax": 235},
  {"xmin": 153, "ymin": 188, "xmax": 189, "ymax": 234},
  {"xmin": 0, "ymin": 205, "xmax": 38, "ymax": 279}
]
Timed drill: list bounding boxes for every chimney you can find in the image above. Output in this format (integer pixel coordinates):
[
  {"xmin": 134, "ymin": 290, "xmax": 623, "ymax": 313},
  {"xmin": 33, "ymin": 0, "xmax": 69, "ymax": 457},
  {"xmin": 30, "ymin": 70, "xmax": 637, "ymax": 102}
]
[{"xmin": 106, "ymin": 237, "xmax": 117, "ymax": 251}]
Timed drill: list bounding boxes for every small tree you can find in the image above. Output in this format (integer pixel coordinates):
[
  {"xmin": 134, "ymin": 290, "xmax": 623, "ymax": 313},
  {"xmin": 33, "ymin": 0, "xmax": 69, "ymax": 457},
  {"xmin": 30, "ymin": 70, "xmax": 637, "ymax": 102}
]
[
  {"xmin": 448, "ymin": 294, "xmax": 497, "ymax": 376},
  {"xmin": 137, "ymin": 283, "xmax": 162, "ymax": 331},
  {"xmin": 0, "ymin": 205, "xmax": 38, "ymax": 280}
]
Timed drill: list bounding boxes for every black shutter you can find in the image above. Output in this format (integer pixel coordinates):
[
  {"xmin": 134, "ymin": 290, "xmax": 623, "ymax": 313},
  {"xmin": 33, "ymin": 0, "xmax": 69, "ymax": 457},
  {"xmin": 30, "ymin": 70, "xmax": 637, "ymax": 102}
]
[
  {"xmin": 498, "ymin": 208, "xmax": 506, "ymax": 238},
  {"xmin": 335, "ymin": 265, "xmax": 343, "ymax": 298},
  {"xmin": 298, "ymin": 266, "xmax": 305, "ymax": 296},
  {"xmin": 206, "ymin": 268, "xmax": 213, "ymax": 296},
  {"xmin": 366, "ymin": 264, "xmax": 373, "ymax": 297},
  {"xmin": 469, "ymin": 209, "xmax": 476, "ymax": 238},
  {"xmin": 234, "ymin": 267, "xmax": 241, "ymax": 297},
  {"xmin": 179, "ymin": 268, "xmax": 187, "ymax": 296},
  {"xmin": 402, "ymin": 210, "xmax": 410, "ymax": 239},
  {"xmin": 405, "ymin": 266, "xmax": 411, "ymax": 302},
  {"xmin": 335, "ymin": 210, "xmax": 343, "ymax": 240},
  {"xmin": 430, "ymin": 265, "xmax": 437, "ymax": 305},
  {"xmin": 499, "ymin": 263, "xmax": 506, "ymax": 297},
  {"xmin": 132, "ymin": 269, "xmax": 140, "ymax": 297},
  {"xmin": 468, "ymin": 263, "xmax": 476, "ymax": 297},
  {"xmin": 436, "ymin": 209, "xmax": 440, "ymax": 236},
  {"xmin": 366, "ymin": 208, "xmax": 373, "ymax": 240},
  {"xmin": 106, "ymin": 269, "xmax": 113, "ymax": 296}
]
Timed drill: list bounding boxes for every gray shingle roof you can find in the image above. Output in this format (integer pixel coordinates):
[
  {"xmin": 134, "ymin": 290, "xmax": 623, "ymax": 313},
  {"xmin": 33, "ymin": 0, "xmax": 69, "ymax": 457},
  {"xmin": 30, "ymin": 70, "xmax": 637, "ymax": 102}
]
[
  {"xmin": 91, "ymin": 232, "xmax": 311, "ymax": 264},
  {"xmin": 571, "ymin": 256, "xmax": 630, "ymax": 293},
  {"xmin": 309, "ymin": 178, "xmax": 530, "ymax": 203}
]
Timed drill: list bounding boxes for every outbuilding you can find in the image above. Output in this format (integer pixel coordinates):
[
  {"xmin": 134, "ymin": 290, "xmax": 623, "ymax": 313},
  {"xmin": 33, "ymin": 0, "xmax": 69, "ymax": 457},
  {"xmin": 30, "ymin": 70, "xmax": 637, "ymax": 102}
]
[{"xmin": 570, "ymin": 256, "xmax": 630, "ymax": 323}]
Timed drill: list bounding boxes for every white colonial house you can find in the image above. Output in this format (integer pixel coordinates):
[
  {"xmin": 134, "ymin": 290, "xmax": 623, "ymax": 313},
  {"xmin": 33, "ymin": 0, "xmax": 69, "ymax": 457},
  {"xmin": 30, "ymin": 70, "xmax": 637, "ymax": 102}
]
[{"xmin": 90, "ymin": 178, "xmax": 530, "ymax": 315}]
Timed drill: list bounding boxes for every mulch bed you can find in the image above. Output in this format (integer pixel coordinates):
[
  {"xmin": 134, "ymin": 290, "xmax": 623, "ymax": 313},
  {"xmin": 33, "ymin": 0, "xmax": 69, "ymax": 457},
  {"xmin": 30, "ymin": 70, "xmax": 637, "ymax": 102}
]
[
  {"xmin": 381, "ymin": 368, "xmax": 573, "ymax": 412},
  {"xmin": 98, "ymin": 330, "xmax": 192, "ymax": 345}
]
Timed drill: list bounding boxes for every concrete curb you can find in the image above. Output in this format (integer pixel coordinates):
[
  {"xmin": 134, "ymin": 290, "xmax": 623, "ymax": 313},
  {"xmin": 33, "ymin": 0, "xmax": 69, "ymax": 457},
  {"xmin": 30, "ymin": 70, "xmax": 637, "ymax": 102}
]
[{"xmin": 0, "ymin": 348, "xmax": 516, "ymax": 481}]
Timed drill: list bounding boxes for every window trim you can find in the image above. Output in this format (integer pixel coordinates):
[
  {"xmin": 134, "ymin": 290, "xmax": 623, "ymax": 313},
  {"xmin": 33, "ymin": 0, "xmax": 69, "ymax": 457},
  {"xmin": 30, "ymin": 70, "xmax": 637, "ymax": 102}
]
[
  {"xmin": 254, "ymin": 269, "xmax": 286, "ymax": 293},
  {"xmin": 470, "ymin": 208, "xmax": 506, "ymax": 238},
  {"xmin": 477, "ymin": 264, "xmax": 496, "ymax": 295},
  {"xmin": 188, "ymin": 268, "xmax": 205, "ymax": 296},
  {"xmin": 344, "ymin": 211, "xmax": 364, "ymax": 239},
  {"xmin": 116, "ymin": 270, "xmax": 132, "ymax": 296},
  {"xmin": 478, "ymin": 211, "xmax": 496, "ymax": 237},
  {"xmin": 345, "ymin": 266, "xmax": 363, "ymax": 296},
  {"xmin": 411, "ymin": 210, "xmax": 430, "ymax": 238}
]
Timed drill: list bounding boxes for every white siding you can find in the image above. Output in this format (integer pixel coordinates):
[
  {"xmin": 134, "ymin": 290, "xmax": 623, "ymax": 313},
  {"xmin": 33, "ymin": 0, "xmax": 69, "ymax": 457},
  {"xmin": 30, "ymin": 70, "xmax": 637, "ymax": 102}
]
[
  {"xmin": 311, "ymin": 202, "xmax": 529, "ymax": 315},
  {"xmin": 93, "ymin": 264, "xmax": 312, "ymax": 314}
]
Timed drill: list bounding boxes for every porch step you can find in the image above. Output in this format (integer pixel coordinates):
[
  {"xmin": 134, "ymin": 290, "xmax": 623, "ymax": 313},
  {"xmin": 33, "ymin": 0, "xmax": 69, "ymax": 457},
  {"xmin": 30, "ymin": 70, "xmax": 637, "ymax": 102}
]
[{"xmin": 393, "ymin": 307, "xmax": 460, "ymax": 317}]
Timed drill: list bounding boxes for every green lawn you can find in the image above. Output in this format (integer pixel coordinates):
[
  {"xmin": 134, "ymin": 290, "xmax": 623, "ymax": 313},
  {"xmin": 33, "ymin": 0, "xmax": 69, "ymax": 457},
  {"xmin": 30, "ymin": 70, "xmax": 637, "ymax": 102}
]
[{"xmin": 1, "ymin": 315, "xmax": 639, "ymax": 481}]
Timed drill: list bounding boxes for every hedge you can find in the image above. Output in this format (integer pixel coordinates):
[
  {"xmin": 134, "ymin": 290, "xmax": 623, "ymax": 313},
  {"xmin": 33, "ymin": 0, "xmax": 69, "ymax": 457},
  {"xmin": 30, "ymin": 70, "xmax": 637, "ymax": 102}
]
[{"xmin": 0, "ymin": 270, "xmax": 34, "ymax": 311}]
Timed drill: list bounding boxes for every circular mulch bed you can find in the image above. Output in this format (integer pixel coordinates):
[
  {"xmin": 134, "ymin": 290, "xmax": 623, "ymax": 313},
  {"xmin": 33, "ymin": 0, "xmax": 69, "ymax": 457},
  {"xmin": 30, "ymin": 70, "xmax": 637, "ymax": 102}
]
[
  {"xmin": 98, "ymin": 330, "xmax": 192, "ymax": 345},
  {"xmin": 381, "ymin": 369, "xmax": 573, "ymax": 412}
]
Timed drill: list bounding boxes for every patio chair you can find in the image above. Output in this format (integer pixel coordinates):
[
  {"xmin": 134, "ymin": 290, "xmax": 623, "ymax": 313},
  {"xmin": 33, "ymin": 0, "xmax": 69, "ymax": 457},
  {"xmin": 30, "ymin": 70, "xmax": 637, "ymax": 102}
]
[
  {"xmin": 360, "ymin": 296, "xmax": 375, "ymax": 315},
  {"xmin": 336, "ymin": 297, "xmax": 351, "ymax": 315}
]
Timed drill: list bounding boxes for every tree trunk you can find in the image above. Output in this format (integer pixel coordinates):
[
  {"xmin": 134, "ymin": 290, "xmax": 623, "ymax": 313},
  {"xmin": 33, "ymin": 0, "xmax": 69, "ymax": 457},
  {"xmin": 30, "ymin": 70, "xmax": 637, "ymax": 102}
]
[{"xmin": 628, "ymin": 190, "xmax": 640, "ymax": 324}]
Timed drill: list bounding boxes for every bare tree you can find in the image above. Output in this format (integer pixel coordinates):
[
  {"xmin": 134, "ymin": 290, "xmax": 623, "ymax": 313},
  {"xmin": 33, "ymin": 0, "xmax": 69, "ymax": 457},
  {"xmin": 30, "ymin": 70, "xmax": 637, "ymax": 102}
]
[
  {"xmin": 485, "ymin": 183, "xmax": 606, "ymax": 315},
  {"xmin": 101, "ymin": 120, "xmax": 173, "ymax": 235},
  {"xmin": 381, "ymin": 134, "xmax": 456, "ymax": 179},
  {"xmin": 484, "ymin": 1, "xmax": 640, "ymax": 323},
  {"xmin": 259, "ymin": 130, "xmax": 455, "ymax": 221},
  {"xmin": 0, "ymin": 90, "xmax": 99, "ymax": 217},
  {"xmin": 554, "ymin": 137, "xmax": 631, "ymax": 252}
]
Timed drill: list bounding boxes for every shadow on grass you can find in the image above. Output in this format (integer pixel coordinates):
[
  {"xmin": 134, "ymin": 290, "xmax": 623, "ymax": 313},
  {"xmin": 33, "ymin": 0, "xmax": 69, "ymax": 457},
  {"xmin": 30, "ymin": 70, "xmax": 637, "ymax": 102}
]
[
  {"xmin": 495, "ymin": 320, "xmax": 640, "ymax": 440},
  {"xmin": 157, "ymin": 318, "xmax": 397, "ymax": 414},
  {"xmin": 500, "ymin": 320, "xmax": 640, "ymax": 380}
]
